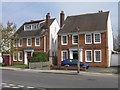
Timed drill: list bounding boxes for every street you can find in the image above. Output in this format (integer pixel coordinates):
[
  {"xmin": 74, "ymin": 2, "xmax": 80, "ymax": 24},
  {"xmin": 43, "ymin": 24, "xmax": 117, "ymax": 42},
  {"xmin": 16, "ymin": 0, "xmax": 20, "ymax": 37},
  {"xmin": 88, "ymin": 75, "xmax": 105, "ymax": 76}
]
[{"xmin": 1, "ymin": 69, "xmax": 118, "ymax": 89}]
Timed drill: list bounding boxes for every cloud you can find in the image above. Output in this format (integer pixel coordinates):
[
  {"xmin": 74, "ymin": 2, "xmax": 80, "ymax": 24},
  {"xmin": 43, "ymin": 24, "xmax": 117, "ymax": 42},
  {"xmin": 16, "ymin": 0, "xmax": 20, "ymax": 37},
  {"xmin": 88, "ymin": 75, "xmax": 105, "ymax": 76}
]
[{"xmin": 2, "ymin": 2, "xmax": 118, "ymax": 35}]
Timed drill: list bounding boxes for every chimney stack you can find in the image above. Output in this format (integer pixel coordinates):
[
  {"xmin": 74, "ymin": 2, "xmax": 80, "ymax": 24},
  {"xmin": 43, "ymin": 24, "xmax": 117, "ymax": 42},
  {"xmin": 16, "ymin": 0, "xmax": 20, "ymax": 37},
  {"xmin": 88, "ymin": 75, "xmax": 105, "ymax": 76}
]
[
  {"xmin": 45, "ymin": 13, "xmax": 50, "ymax": 54},
  {"xmin": 46, "ymin": 13, "xmax": 50, "ymax": 29},
  {"xmin": 60, "ymin": 11, "xmax": 65, "ymax": 28}
]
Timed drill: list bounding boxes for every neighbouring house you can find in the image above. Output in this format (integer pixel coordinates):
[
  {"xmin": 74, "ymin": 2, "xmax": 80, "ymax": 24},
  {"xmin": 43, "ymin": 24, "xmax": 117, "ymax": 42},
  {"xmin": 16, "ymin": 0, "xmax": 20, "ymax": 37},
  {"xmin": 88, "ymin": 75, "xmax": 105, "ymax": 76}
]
[
  {"xmin": 110, "ymin": 51, "xmax": 119, "ymax": 66},
  {"xmin": 11, "ymin": 13, "xmax": 60, "ymax": 65},
  {"xmin": 57, "ymin": 10, "xmax": 113, "ymax": 67}
]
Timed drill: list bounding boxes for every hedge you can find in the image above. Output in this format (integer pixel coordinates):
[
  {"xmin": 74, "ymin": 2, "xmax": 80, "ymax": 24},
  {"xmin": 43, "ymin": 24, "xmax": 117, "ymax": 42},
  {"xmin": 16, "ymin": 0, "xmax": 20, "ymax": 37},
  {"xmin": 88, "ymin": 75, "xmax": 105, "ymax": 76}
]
[{"xmin": 29, "ymin": 52, "xmax": 48, "ymax": 62}]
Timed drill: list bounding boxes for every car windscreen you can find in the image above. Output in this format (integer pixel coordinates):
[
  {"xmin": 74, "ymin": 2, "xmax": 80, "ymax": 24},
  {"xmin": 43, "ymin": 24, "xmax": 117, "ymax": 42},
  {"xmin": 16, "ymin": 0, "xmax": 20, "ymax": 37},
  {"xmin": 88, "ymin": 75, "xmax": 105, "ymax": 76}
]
[{"xmin": 67, "ymin": 60, "xmax": 78, "ymax": 63}]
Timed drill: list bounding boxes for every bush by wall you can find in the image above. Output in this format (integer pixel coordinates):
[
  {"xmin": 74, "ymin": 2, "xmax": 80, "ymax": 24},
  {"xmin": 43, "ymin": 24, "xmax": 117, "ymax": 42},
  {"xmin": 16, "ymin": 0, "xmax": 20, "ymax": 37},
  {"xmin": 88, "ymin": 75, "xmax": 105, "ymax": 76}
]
[{"xmin": 29, "ymin": 52, "xmax": 48, "ymax": 62}]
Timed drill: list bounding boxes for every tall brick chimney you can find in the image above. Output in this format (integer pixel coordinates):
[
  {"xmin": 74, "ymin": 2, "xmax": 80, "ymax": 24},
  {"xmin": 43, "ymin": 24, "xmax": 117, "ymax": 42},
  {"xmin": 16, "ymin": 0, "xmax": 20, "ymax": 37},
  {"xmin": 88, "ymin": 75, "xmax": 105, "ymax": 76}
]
[
  {"xmin": 60, "ymin": 11, "xmax": 65, "ymax": 28},
  {"xmin": 46, "ymin": 13, "xmax": 50, "ymax": 28},
  {"xmin": 46, "ymin": 13, "xmax": 50, "ymax": 55}
]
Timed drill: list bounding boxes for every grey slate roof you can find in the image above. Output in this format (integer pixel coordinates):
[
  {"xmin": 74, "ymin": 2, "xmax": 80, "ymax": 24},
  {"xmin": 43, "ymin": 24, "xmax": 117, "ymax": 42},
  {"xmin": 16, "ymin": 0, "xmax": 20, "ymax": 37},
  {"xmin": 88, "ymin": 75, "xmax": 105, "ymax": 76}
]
[
  {"xmin": 58, "ymin": 11, "xmax": 109, "ymax": 34},
  {"xmin": 15, "ymin": 18, "xmax": 55, "ymax": 37}
]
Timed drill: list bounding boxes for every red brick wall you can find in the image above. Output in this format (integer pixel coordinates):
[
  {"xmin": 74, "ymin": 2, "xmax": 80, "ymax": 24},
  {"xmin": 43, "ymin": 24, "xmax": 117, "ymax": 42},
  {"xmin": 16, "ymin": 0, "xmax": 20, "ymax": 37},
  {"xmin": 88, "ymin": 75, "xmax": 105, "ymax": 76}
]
[
  {"xmin": 11, "ymin": 36, "xmax": 46, "ymax": 65},
  {"xmin": 58, "ymin": 32, "xmax": 109, "ymax": 67},
  {"xmin": 18, "ymin": 37, "xmax": 44, "ymax": 50}
]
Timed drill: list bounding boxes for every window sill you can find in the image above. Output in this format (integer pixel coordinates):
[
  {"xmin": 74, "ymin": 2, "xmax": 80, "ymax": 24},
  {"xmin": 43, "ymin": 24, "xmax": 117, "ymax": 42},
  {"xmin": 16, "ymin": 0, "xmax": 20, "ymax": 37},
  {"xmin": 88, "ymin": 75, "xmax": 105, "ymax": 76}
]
[
  {"xmin": 85, "ymin": 43, "xmax": 92, "ymax": 44},
  {"xmin": 94, "ymin": 61, "xmax": 102, "ymax": 62},
  {"xmin": 27, "ymin": 45, "xmax": 32, "ymax": 47},
  {"xmin": 13, "ymin": 60, "xmax": 17, "ymax": 61},
  {"xmin": 18, "ymin": 60, "xmax": 23, "ymax": 61},
  {"xmin": 94, "ymin": 42, "xmax": 101, "ymax": 44},
  {"xmin": 72, "ymin": 43, "xmax": 78, "ymax": 45},
  {"xmin": 85, "ymin": 61, "xmax": 92, "ymax": 62},
  {"xmin": 61, "ymin": 44, "xmax": 68, "ymax": 45}
]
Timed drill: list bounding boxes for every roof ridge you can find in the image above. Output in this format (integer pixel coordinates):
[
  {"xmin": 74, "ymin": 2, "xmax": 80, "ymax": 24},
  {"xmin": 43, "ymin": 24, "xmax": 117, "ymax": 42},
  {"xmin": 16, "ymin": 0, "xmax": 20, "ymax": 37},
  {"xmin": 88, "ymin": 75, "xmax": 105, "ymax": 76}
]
[
  {"xmin": 68, "ymin": 11, "xmax": 109, "ymax": 17},
  {"xmin": 24, "ymin": 18, "xmax": 56, "ymax": 24}
]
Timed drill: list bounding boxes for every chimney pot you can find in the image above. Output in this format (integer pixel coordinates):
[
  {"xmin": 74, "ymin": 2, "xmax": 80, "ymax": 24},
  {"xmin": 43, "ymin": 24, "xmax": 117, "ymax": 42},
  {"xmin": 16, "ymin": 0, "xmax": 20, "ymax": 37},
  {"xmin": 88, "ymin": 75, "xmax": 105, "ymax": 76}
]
[
  {"xmin": 98, "ymin": 10, "xmax": 103, "ymax": 13},
  {"xmin": 30, "ymin": 20, "xmax": 34, "ymax": 22},
  {"xmin": 47, "ymin": 13, "xmax": 50, "ymax": 16},
  {"xmin": 61, "ymin": 10, "xmax": 64, "ymax": 13}
]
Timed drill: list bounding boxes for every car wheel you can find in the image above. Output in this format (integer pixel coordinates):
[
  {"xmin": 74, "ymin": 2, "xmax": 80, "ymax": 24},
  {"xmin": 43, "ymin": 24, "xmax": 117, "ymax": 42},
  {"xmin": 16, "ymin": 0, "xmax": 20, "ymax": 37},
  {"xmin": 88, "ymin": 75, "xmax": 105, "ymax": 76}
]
[{"xmin": 86, "ymin": 66, "xmax": 89, "ymax": 69}]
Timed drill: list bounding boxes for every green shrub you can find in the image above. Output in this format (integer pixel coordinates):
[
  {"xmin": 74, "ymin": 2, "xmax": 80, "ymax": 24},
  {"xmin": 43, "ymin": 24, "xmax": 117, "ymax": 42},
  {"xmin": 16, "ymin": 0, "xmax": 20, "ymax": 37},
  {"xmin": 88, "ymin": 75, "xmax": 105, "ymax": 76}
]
[{"xmin": 29, "ymin": 52, "xmax": 48, "ymax": 62}]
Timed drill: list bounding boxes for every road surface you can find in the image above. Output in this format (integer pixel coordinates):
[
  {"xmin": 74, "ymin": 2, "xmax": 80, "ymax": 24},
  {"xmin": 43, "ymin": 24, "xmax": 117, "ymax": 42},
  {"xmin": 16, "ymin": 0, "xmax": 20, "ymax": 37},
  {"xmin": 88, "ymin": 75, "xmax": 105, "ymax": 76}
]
[{"xmin": 1, "ymin": 69, "xmax": 118, "ymax": 89}]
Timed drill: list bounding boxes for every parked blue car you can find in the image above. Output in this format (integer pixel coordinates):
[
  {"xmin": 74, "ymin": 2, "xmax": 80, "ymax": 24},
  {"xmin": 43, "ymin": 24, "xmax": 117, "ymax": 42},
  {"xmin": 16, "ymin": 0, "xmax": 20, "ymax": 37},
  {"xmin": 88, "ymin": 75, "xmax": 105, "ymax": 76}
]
[{"xmin": 61, "ymin": 59, "xmax": 89, "ymax": 69}]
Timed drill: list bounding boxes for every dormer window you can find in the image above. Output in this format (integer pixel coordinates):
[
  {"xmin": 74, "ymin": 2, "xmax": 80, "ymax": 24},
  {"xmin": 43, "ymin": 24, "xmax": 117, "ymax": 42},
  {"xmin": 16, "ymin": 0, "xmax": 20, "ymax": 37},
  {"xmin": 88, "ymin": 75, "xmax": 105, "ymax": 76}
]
[
  {"xmin": 32, "ymin": 23, "xmax": 39, "ymax": 30},
  {"xmin": 24, "ymin": 23, "xmax": 39, "ymax": 30},
  {"xmin": 24, "ymin": 24, "xmax": 31, "ymax": 30}
]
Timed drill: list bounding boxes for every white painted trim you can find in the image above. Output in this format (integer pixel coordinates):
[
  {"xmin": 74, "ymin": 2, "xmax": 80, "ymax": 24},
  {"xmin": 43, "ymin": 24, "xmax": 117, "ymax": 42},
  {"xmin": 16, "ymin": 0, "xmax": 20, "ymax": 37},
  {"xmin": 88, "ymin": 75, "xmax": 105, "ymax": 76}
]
[
  {"xmin": 61, "ymin": 50, "xmax": 68, "ymax": 61},
  {"xmin": 24, "ymin": 24, "xmax": 32, "ymax": 31},
  {"xmin": 72, "ymin": 34, "xmax": 78, "ymax": 45},
  {"xmin": 35, "ymin": 37, "xmax": 40, "ymax": 46},
  {"xmin": 85, "ymin": 33, "xmax": 92, "ymax": 44},
  {"xmin": 70, "ymin": 50, "xmax": 73, "ymax": 59},
  {"xmin": 27, "ymin": 38, "xmax": 32, "ymax": 46},
  {"xmin": 69, "ymin": 49, "xmax": 83, "ymax": 62},
  {"xmin": 18, "ymin": 39, "xmax": 23, "ymax": 47},
  {"xmin": 61, "ymin": 35, "xmax": 68, "ymax": 45},
  {"xmin": 94, "ymin": 50, "xmax": 102, "ymax": 62},
  {"xmin": 3, "ymin": 54, "xmax": 10, "ymax": 56},
  {"xmin": 24, "ymin": 50, "xmax": 34, "ymax": 65},
  {"xmin": 13, "ymin": 53, "xmax": 17, "ymax": 61},
  {"xmin": 107, "ymin": 14, "xmax": 113, "ymax": 67},
  {"xmin": 80, "ymin": 49, "xmax": 83, "ymax": 62},
  {"xmin": 94, "ymin": 33, "xmax": 101, "ymax": 44},
  {"xmin": 44, "ymin": 36, "xmax": 46, "ymax": 52},
  {"xmin": 24, "ymin": 23, "xmax": 39, "ymax": 31},
  {"xmin": 85, "ymin": 50, "xmax": 92, "ymax": 62},
  {"xmin": 18, "ymin": 52, "xmax": 23, "ymax": 61}
]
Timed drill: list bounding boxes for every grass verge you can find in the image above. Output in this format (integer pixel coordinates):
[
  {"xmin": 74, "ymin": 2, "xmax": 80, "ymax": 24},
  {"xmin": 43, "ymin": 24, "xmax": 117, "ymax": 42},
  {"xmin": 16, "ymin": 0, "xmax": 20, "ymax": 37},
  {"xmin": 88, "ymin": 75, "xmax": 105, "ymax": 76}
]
[{"xmin": 2, "ymin": 64, "xmax": 29, "ymax": 69}]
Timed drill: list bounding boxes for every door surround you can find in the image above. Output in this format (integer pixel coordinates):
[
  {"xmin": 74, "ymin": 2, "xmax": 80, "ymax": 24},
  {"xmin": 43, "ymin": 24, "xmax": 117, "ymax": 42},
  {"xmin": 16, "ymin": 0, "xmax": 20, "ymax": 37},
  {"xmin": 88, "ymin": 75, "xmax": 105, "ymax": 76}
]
[
  {"xmin": 24, "ymin": 50, "xmax": 34, "ymax": 65},
  {"xmin": 69, "ymin": 47, "xmax": 83, "ymax": 62}
]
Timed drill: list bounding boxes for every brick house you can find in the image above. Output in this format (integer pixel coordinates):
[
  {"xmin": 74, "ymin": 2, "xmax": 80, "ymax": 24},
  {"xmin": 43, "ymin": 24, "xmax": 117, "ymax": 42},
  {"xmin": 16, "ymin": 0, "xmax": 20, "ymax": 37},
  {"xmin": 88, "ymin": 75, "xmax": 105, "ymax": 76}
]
[
  {"xmin": 11, "ymin": 13, "xmax": 60, "ymax": 65},
  {"xmin": 57, "ymin": 11, "xmax": 113, "ymax": 67}
]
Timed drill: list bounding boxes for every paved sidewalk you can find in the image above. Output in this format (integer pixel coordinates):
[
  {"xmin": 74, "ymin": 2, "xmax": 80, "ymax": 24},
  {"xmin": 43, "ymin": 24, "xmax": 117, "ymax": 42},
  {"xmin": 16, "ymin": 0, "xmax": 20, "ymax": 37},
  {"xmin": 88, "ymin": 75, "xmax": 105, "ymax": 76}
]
[{"xmin": 0, "ymin": 67, "xmax": 118, "ymax": 77}]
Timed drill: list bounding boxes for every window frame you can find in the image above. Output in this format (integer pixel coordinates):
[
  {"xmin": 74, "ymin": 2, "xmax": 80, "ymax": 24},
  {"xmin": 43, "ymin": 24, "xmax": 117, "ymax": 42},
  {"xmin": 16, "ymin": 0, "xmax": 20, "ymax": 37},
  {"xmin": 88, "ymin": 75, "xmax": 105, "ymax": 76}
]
[
  {"xmin": 27, "ymin": 38, "xmax": 32, "ymax": 46},
  {"xmin": 85, "ymin": 33, "xmax": 92, "ymax": 44},
  {"xmin": 24, "ymin": 24, "xmax": 32, "ymax": 30},
  {"xmin": 24, "ymin": 23, "xmax": 39, "ymax": 31},
  {"xmin": 94, "ymin": 33, "xmax": 101, "ymax": 44},
  {"xmin": 18, "ymin": 52, "xmax": 23, "ymax": 61},
  {"xmin": 85, "ymin": 50, "xmax": 92, "ymax": 62},
  {"xmin": 94, "ymin": 50, "xmax": 102, "ymax": 62},
  {"xmin": 61, "ymin": 35, "xmax": 68, "ymax": 45},
  {"xmin": 72, "ymin": 34, "xmax": 78, "ymax": 45},
  {"xmin": 13, "ymin": 53, "xmax": 17, "ymax": 61},
  {"xmin": 35, "ymin": 37, "xmax": 40, "ymax": 46},
  {"xmin": 61, "ymin": 50, "xmax": 68, "ymax": 61},
  {"xmin": 13, "ymin": 39, "xmax": 18, "ymax": 47},
  {"xmin": 19, "ymin": 39, "xmax": 23, "ymax": 47}
]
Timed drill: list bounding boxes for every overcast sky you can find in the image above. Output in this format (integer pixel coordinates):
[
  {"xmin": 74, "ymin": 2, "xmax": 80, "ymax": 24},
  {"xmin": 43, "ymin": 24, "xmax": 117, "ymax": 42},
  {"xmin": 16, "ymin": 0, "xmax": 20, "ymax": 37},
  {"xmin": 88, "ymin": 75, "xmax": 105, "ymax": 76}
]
[{"xmin": 1, "ymin": 2, "xmax": 118, "ymax": 35}]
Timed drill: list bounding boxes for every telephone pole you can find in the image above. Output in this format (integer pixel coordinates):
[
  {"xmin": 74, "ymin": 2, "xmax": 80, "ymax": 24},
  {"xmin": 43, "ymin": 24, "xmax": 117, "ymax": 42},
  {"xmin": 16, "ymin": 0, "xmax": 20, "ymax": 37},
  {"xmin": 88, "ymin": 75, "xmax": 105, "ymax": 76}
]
[{"xmin": 77, "ymin": 27, "xmax": 80, "ymax": 73}]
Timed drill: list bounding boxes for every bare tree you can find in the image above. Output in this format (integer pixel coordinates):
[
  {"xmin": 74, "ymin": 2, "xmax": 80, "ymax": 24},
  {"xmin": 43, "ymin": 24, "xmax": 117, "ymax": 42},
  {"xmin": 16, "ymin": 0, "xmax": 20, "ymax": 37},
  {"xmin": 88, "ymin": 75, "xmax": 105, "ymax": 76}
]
[{"xmin": 113, "ymin": 35, "xmax": 118, "ymax": 51}]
